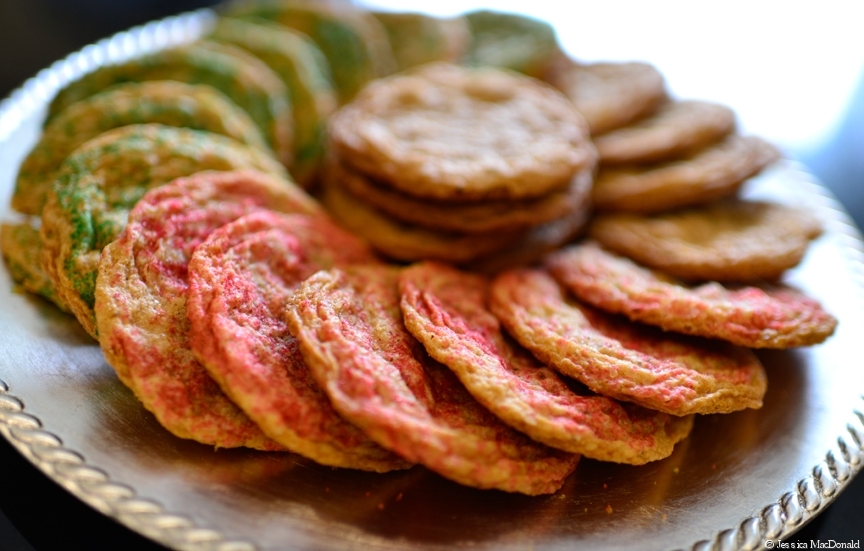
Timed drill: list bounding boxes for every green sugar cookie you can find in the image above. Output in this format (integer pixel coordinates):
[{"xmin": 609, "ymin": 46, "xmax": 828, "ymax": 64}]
[
  {"xmin": 372, "ymin": 11, "xmax": 470, "ymax": 72},
  {"xmin": 14, "ymin": 80, "xmax": 269, "ymax": 215},
  {"xmin": 47, "ymin": 40, "xmax": 293, "ymax": 166},
  {"xmin": 462, "ymin": 10, "xmax": 559, "ymax": 77},
  {"xmin": 40, "ymin": 123, "xmax": 289, "ymax": 338},
  {"xmin": 227, "ymin": 0, "xmax": 395, "ymax": 102},
  {"xmin": 1, "ymin": 222, "xmax": 69, "ymax": 311},
  {"xmin": 209, "ymin": 17, "xmax": 337, "ymax": 186}
]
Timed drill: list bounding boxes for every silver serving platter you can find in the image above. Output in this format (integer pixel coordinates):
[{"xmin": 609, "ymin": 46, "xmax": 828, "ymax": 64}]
[{"xmin": 1, "ymin": 10, "xmax": 863, "ymax": 551}]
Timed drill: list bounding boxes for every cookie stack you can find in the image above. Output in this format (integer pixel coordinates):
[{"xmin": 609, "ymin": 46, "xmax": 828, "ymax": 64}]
[
  {"xmin": 546, "ymin": 57, "xmax": 780, "ymax": 215},
  {"xmin": 322, "ymin": 62, "xmax": 597, "ymax": 267}
]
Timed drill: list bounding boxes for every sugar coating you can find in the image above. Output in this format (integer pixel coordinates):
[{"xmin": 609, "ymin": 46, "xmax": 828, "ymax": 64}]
[
  {"xmin": 94, "ymin": 169, "xmax": 318, "ymax": 448},
  {"xmin": 39, "ymin": 124, "xmax": 287, "ymax": 338},
  {"xmin": 187, "ymin": 210, "xmax": 410, "ymax": 471},
  {"xmin": 399, "ymin": 261, "xmax": 694, "ymax": 464},
  {"xmin": 589, "ymin": 199, "xmax": 824, "ymax": 282},
  {"xmin": 1, "ymin": 222, "xmax": 69, "ymax": 311},
  {"xmin": 490, "ymin": 268, "xmax": 767, "ymax": 416},
  {"xmin": 372, "ymin": 11, "xmax": 470, "ymax": 72},
  {"xmin": 544, "ymin": 59, "xmax": 668, "ymax": 135},
  {"xmin": 329, "ymin": 63, "xmax": 595, "ymax": 201},
  {"xmin": 47, "ymin": 40, "xmax": 293, "ymax": 166},
  {"xmin": 594, "ymin": 100, "xmax": 736, "ymax": 165},
  {"xmin": 209, "ymin": 17, "xmax": 338, "ymax": 186},
  {"xmin": 228, "ymin": 0, "xmax": 395, "ymax": 102},
  {"xmin": 546, "ymin": 242, "xmax": 837, "ymax": 348},
  {"xmin": 14, "ymin": 81, "xmax": 269, "ymax": 216},
  {"xmin": 285, "ymin": 266, "xmax": 579, "ymax": 495},
  {"xmin": 462, "ymin": 10, "xmax": 558, "ymax": 77}
]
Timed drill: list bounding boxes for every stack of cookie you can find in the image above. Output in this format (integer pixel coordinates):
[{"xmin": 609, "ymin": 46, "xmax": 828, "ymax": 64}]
[
  {"xmin": 322, "ymin": 62, "xmax": 597, "ymax": 267},
  {"xmin": 545, "ymin": 57, "xmax": 780, "ymax": 215}
]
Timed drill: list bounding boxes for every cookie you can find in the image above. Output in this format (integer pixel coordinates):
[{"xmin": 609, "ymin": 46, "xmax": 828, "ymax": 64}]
[
  {"xmin": 209, "ymin": 17, "xmax": 338, "ymax": 186},
  {"xmin": 464, "ymin": 179, "xmax": 593, "ymax": 273},
  {"xmin": 372, "ymin": 12, "xmax": 470, "ymax": 72},
  {"xmin": 331, "ymin": 156, "xmax": 592, "ymax": 233},
  {"xmin": 329, "ymin": 63, "xmax": 595, "ymax": 201},
  {"xmin": 95, "ymin": 169, "xmax": 318, "ymax": 448},
  {"xmin": 546, "ymin": 241, "xmax": 837, "ymax": 348},
  {"xmin": 320, "ymin": 178, "xmax": 517, "ymax": 263},
  {"xmin": 40, "ymin": 124, "xmax": 288, "ymax": 338},
  {"xmin": 589, "ymin": 199, "xmax": 823, "ymax": 281},
  {"xmin": 187, "ymin": 210, "xmax": 411, "ymax": 471},
  {"xmin": 1, "ymin": 222, "xmax": 69, "ymax": 311},
  {"xmin": 592, "ymin": 135, "xmax": 781, "ymax": 213},
  {"xmin": 46, "ymin": 40, "xmax": 293, "ymax": 166},
  {"xmin": 490, "ymin": 268, "xmax": 767, "ymax": 416},
  {"xmin": 285, "ymin": 266, "xmax": 579, "ymax": 495},
  {"xmin": 462, "ymin": 10, "xmax": 559, "ymax": 77},
  {"xmin": 228, "ymin": 0, "xmax": 395, "ymax": 102},
  {"xmin": 399, "ymin": 262, "xmax": 694, "ymax": 464},
  {"xmin": 594, "ymin": 100, "xmax": 736, "ymax": 165},
  {"xmin": 13, "ymin": 81, "xmax": 269, "ymax": 215},
  {"xmin": 544, "ymin": 58, "xmax": 668, "ymax": 135}
]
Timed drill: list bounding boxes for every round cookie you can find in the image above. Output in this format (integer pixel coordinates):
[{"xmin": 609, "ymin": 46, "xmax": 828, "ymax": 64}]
[
  {"xmin": 331, "ymin": 157, "xmax": 592, "ymax": 233},
  {"xmin": 40, "ymin": 124, "xmax": 288, "ymax": 338},
  {"xmin": 228, "ymin": 0, "xmax": 395, "ymax": 102},
  {"xmin": 490, "ymin": 268, "xmax": 767, "ymax": 416},
  {"xmin": 14, "ymin": 81, "xmax": 269, "ymax": 215},
  {"xmin": 329, "ymin": 62, "xmax": 595, "ymax": 201},
  {"xmin": 46, "ymin": 40, "xmax": 293, "ymax": 166},
  {"xmin": 95, "ymin": 169, "xmax": 319, "ymax": 449},
  {"xmin": 589, "ymin": 199, "xmax": 824, "ymax": 281},
  {"xmin": 594, "ymin": 100, "xmax": 736, "ymax": 165},
  {"xmin": 320, "ymin": 178, "xmax": 518, "ymax": 263},
  {"xmin": 546, "ymin": 241, "xmax": 837, "ymax": 348},
  {"xmin": 285, "ymin": 265, "xmax": 579, "ymax": 495},
  {"xmin": 462, "ymin": 10, "xmax": 559, "ymax": 77},
  {"xmin": 399, "ymin": 262, "xmax": 694, "ymax": 465},
  {"xmin": 1, "ymin": 222, "xmax": 68, "ymax": 311},
  {"xmin": 187, "ymin": 210, "xmax": 410, "ymax": 471},
  {"xmin": 544, "ymin": 58, "xmax": 668, "ymax": 136},
  {"xmin": 372, "ymin": 12, "xmax": 470, "ymax": 72},
  {"xmin": 592, "ymin": 135, "xmax": 781, "ymax": 214},
  {"xmin": 209, "ymin": 17, "xmax": 338, "ymax": 186}
]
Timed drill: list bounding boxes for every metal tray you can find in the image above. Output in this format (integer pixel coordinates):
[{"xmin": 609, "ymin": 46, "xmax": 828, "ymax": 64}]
[{"xmin": 1, "ymin": 10, "xmax": 863, "ymax": 551}]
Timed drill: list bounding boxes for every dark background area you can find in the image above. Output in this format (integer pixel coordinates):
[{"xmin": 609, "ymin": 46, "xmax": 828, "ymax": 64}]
[{"xmin": 1, "ymin": 0, "xmax": 862, "ymax": 549}]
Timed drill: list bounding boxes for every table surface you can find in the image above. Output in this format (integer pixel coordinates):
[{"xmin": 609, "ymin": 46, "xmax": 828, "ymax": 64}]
[{"xmin": 1, "ymin": 1, "xmax": 862, "ymax": 549}]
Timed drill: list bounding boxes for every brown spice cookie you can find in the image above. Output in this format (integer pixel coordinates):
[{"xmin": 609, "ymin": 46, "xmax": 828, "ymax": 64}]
[
  {"xmin": 593, "ymin": 135, "xmax": 781, "ymax": 213},
  {"xmin": 399, "ymin": 262, "xmax": 694, "ymax": 464},
  {"xmin": 187, "ymin": 210, "xmax": 409, "ymax": 471},
  {"xmin": 285, "ymin": 266, "xmax": 579, "ymax": 495},
  {"xmin": 546, "ymin": 242, "xmax": 838, "ymax": 348},
  {"xmin": 464, "ymin": 182, "xmax": 593, "ymax": 274},
  {"xmin": 320, "ymin": 177, "xmax": 517, "ymax": 263},
  {"xmin": 594, "ymin": 100, "xmax": 736, "ymax": 165},
  {"xmin": 331, "ymin": 155, "xmax": 592, "ymax": 233},
  {"xmin": 589, "ymin": 199, "xmax": 823, "ymax": 281},
  {"xmin": 329, "ymin": 63, "xmax": 595, "ymax": 201},
  {"xmin": 544, "ymin": 58, "xmax": 668, "ymax": 135},
  {"xmin": 95, "ymin": 169, "xmax": 319, "ymax": 449},
  {"xmin": 490, "ymin": 268, "xmax": 767, "ymax": 416}
]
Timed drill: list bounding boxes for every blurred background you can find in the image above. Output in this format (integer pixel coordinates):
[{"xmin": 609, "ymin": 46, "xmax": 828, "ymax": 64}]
[{"xmin": 1, "ymin": 0, "xmax": 862, "ymax": 549}]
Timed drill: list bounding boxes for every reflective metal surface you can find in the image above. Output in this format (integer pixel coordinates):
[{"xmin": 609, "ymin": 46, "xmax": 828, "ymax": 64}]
[{"xmin": 1, "ymin": 11, "xmax": 863, "ymax": 551}]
